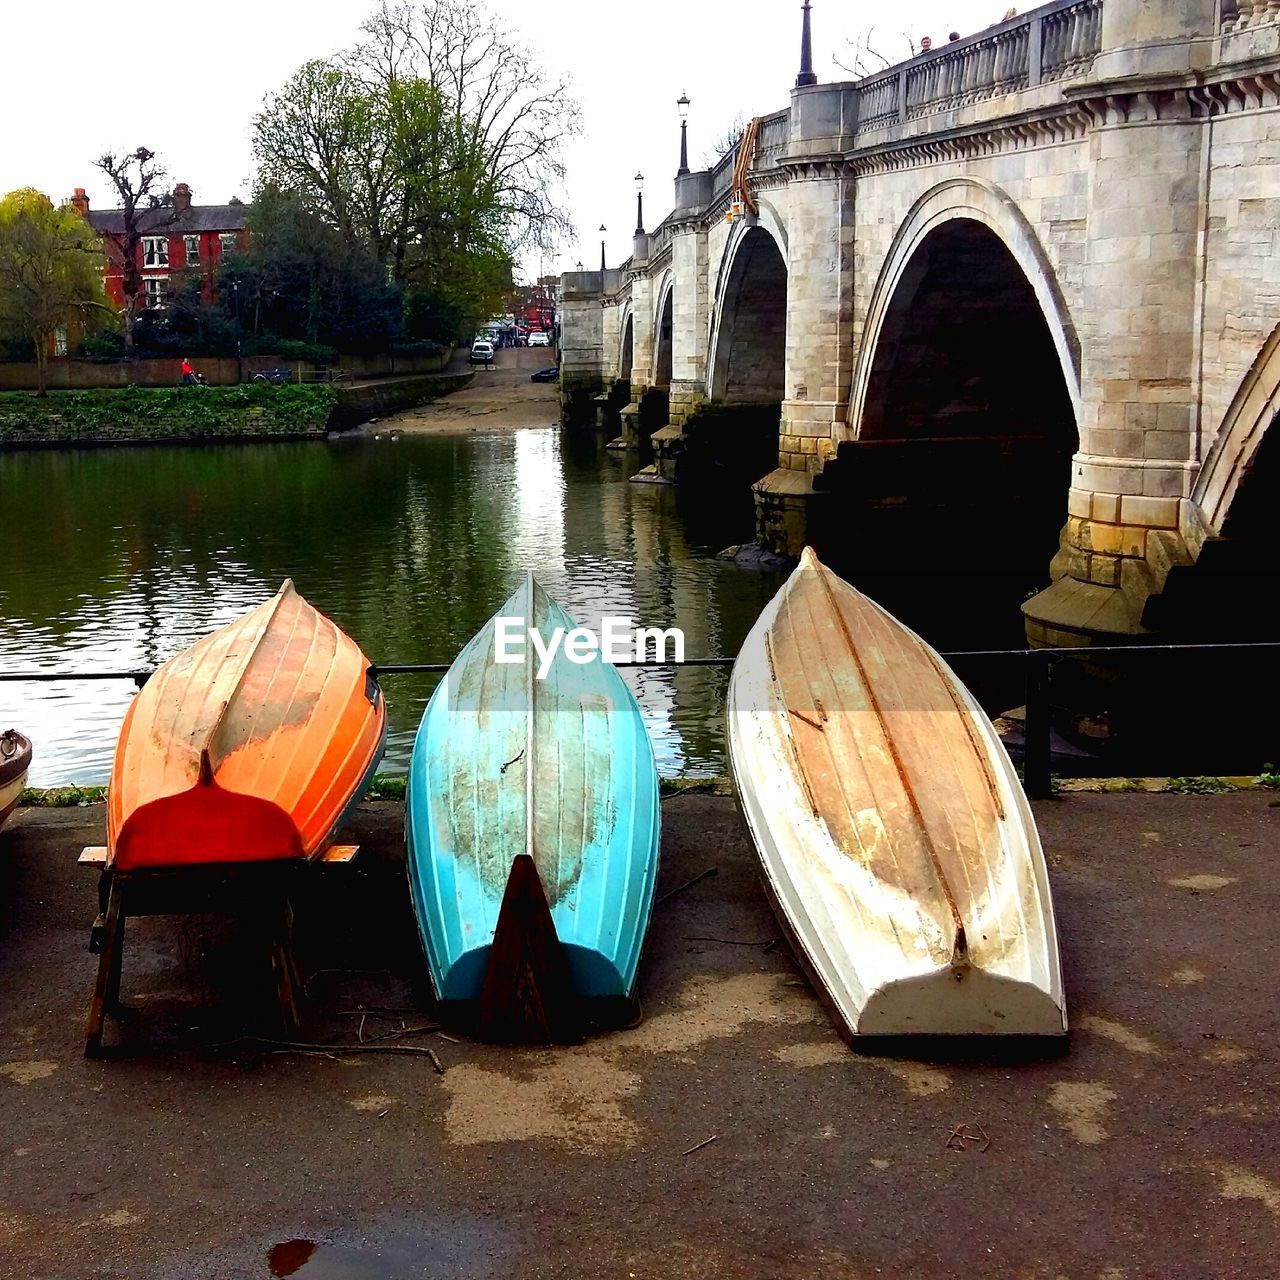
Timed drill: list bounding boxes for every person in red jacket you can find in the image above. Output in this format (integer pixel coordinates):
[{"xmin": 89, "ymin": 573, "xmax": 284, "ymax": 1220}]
[{"xmin": 181, "ymin": 357, "xmax": 195, "ymax": 386}]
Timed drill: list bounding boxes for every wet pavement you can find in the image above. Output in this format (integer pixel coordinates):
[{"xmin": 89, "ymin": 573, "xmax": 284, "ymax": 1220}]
[{"xmin": 0, "ymin": 792, "xmax": 1277, "ymax": 1278}]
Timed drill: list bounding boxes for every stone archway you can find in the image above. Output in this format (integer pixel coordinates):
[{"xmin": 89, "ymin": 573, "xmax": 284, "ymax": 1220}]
[
  {"xmin": 619, "ymin": 311, "xmax": 634, "ymax": 381},
  {"xmin": 707, "ymin": 221, "xmax": 788, "ymax": 405},
  {"xmin": 653, "ymin": 280, "xmax": 673, "ymax": 390},
  {"xmin": 1148, "ymin": 323, "xmax": 1280, "ymax": 642},
  {"xmin": 829, "ymin": 186, "xmax": 1080, "ymax": 648}
]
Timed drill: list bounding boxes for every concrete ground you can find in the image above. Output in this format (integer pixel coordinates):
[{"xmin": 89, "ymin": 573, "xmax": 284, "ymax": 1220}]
[
  {"xmin": 362, "ymin": 347, "xmax": 560, "ymax": 435},
  {"xmin": 1, "ymin": 792, "xmax": 1277, "ymax": 1278}
]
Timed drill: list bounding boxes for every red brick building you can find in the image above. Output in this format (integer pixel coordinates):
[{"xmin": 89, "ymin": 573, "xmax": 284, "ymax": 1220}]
[{"xmin": 71, "ymin": 182, "xmax": 249, "ymax": 310}]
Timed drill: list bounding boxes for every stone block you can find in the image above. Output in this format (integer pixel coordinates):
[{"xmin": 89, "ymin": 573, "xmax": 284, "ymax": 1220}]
[
  {"xmin": 1090, "ymin": 491, "xmax": 1122, "ymax": 523},
  {"xmin": 1120, "ymin": 495, "xmax": 1180, "ymax": 529}
]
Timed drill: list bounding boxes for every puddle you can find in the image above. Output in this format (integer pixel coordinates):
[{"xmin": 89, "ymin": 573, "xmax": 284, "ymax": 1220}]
[
  {"xmin": 256, "ymin": 1213, "xmax": 505, "ymax": 1280},
  {"xmin": 268, "ymin": 1237, "xmax": 448, "ymax": 1278}
]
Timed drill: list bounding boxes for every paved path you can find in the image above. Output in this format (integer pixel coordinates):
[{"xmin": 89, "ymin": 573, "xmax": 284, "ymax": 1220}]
[{"xmin": 0, "ymin": 793, "xmax": 1277, "ymax": 1277}]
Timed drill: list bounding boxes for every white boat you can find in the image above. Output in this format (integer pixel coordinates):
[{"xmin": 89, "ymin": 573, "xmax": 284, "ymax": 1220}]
[
  {"xmin": 727, "ymin": 548, "xmax": 1066, "ymax": 1041},
  {"xmin": 1, "ymin": 730, "xmax": 32, "ymax": 833}
]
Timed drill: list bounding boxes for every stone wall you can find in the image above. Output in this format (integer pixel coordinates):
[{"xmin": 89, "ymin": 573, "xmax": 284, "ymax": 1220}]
[{"xmin": 561, "ymin": 0, "xmax": 1280, "ymax": 639}]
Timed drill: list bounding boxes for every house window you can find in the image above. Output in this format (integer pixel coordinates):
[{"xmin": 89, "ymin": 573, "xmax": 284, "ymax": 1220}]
[
  {"xmin": 219, "ymin": 232, "xmax": 238, "ymax": 256},
  {"xmin": 144, "ymin": 276, "xmax": 169, "ymax": 308},
  {"xmin": 184, "ymin": 234, "xmax": 201, "ymax": 266},
  {"xmin": 54, "ymin": 327, "xmax": 67, "ymax": 357},
  {"xmin": 142, "ymin": 236, "xmax": 169, "ymax": 268}
]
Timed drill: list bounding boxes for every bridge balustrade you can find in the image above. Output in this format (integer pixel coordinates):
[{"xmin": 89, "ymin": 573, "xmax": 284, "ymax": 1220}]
[
  {"xmin": 753, "ymin": 110, "xmax": 791, "ymax": 170},
  {"xmin": 1220, "ymin": 1, "xmax": 1280, "ymax": 34},
  {"xmin": 854, "ymin": 0, "xmax": 1103, "ymax": 134}
]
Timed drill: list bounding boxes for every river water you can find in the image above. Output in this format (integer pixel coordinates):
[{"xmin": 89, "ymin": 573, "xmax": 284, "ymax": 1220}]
[{"xmin": 0, "ymin": 428, "xmax": 785, "ymax": 787}]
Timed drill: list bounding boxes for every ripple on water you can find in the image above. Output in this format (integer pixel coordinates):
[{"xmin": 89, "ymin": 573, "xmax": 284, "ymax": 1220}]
[{"xmin": 1, "ymin": 430, "xmax": 781, "ymax": 786}]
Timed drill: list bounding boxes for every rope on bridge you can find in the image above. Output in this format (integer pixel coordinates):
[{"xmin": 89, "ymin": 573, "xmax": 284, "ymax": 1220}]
[{"xmin": 730, "ymin": 117, "xmax": 762, "ymax": 220}]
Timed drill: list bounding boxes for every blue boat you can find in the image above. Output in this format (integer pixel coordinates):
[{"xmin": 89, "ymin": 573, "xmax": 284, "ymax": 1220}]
[{"xmin": 406, "ymin": 573, "xmax": 660, "ymax": 1037}]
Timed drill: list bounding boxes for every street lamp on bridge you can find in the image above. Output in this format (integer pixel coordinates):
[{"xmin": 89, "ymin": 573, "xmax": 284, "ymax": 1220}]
[
  {"xmin": 796, "ymin": 0, "xmax": 817, "ymax": 88},
  {"xmin": 599, "ymin": 224, "xmax": 607, "ymax": 273},
  {"xmin": 677, "ymin": 92, "xmax": 691, "ymax": 176},
  {"xmin": 634, "ymin": 172, "xmax": 645, "ymax": 236}
]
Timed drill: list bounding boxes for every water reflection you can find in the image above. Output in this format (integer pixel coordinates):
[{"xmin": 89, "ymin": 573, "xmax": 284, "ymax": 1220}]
[{"xmin": 0, "ymin": 430, "xmax": 781, "ymax": 786}]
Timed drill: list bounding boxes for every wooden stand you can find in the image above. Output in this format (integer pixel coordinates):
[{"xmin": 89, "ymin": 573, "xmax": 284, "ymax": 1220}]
[
  {"xmin": 476, "ymin": 853, "xmax": 579, "ymax": 1044},
  {"xmin": 80, "ymin": 845, "xmax": 357, "ymax": 1058}
]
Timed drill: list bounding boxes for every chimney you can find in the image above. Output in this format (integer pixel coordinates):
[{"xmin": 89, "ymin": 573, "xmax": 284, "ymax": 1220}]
[
  {"xmin": 173, "ymin": 182, "xmax": 192, "ymax": 214},
  {"xmin": 70, "ymin": 187, "xmax": 90, "ymax": 218}
]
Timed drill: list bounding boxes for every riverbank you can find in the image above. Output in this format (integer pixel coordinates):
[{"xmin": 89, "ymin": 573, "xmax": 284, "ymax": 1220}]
[
  {"xmin": 0, "ymin": 384, "xmax": 336, "ymax": 447},
  {"xmin": 362, "ymin": 345, "xmax": 560, "ymax": 435},
  {"xmin": 1, "ymin": 791, "xmax": 1277, "ymax": 1277}
]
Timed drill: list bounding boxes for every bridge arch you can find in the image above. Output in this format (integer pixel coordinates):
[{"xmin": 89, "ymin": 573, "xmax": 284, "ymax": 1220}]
[
  {"xmin": 846, "ymin": 177, "xmax": 1081, "ymax": 441},
  {"xmin": 1195, "ymin": 321, "xmax": 1280, "ymax": 536},
  {"xmin": 832, "ymin": 177, "xmax": 1081, "ymax": 646},
  {"xmin": 618, "ymin": 303, "xmax": 634, "ymax": 381},
  {"xmin": 652, "ymin": 271, "xmax": 674, "ymax": 389},
  {"xmin": 707, "ymin": 212, "xmax": 789, "ymax": 404}
]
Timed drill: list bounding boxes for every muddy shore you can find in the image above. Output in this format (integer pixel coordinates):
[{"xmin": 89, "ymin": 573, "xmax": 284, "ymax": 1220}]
[
  {"xmin": 1, "ymin": 791, "xmax": 1278, "ymax": 1278},
  {"xmin": 358, "ymin": 346, "xmax": 561, "ymax": 436}
]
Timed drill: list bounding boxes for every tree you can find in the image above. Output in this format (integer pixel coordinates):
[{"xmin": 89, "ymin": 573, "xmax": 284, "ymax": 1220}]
[
  {"xmin": 353, "ymin": 0, "xmax": 580, "ymax": 249},
  {"xmin": 699, "ymin": 113, "xmax": 748, "ymax": 170},
  {"xmin": 834, "ymin": 27, "xmax": 921, "ymax": 78},
  {"xmin": 0, "ymin": 189, "xmax": 110, "ymax": 394},
  {"xmin": 212, "ymin": 186, "xmax": 403, "ymax": 354},
  {"xmin": 93, "ymin": 147, "xmax": 168, "ymax": 356},
  {"xmin": 250, "ymin": 0, "xmax": 575, "ymax": 328}
]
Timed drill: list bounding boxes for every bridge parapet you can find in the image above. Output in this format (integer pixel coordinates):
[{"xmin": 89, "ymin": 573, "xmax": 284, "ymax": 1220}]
[{"xmin": 855, "ymin": 0, "xmax": 1102, "ymax": 135}]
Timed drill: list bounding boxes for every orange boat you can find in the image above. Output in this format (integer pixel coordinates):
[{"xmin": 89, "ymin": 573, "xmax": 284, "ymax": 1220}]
[{"xmin": 106, "ymin": 580, "xmax": 386, "ymax": 870}]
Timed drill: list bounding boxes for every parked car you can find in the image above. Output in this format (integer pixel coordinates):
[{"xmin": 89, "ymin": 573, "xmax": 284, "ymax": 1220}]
[
  {"xmin": 528, "ymin": 331, "xmax": 551, "ymax": 348},
  {"xmin": 470, "ymin": 341, "xmax": 495, "ymax": 365},
  {"xmin": 530, "ymin": 366, "xmax": 559, "ymax": 383}
]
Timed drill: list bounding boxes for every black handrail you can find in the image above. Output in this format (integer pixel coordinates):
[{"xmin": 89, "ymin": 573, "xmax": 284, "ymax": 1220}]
[{"xmin": 6, "ymin": 639, "xmax": 1279, "ymax": 801}]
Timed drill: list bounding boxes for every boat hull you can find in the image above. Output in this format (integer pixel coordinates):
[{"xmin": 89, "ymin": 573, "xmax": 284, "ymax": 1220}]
[
  {"xmin": 0, "ymin": 731, "xmax": 32, "ymax": 832},
  {"xmin": 406, "ymin": 576, "xmax": 660, "ymax": 1003},
  {"xmin": 727, "ymin": 549, "xmax": 1066, "ymax": 1041},
  {"xmin": 107, "ymin": 582, "xmax": 385, "ymax": 870}
]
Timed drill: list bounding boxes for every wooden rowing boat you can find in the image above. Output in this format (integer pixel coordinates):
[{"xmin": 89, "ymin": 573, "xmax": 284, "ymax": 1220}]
[
  {"xmin": 0, "ymin": 730, "xmax": 32, "ymax": 832},
  {"xmin": 106, "ymin": 580, "xmax": 386, "ymax": 870},
  {"xmin": 406, "ymin": 573, "xmax": 660, "ymax": 1040},
  {"xmin": 727, "ymin": 548, "xmax": 1066, "ymax": 1041}
]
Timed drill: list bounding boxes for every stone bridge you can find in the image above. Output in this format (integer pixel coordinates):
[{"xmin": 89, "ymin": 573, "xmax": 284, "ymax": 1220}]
[{"xmin": 559, "ymin": 0, "xmax": 1280, "ymax": 648}]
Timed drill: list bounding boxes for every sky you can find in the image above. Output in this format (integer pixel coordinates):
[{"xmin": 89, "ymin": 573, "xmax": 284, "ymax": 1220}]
[{"xmin": 1, "ymin": 0, "xmax": 1004, "ymax": 280}]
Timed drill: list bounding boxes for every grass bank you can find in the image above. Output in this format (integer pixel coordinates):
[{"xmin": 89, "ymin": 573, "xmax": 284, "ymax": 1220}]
[{"xmin": 0, "ymin": 384, "xmax": 337, "ymax": 447}]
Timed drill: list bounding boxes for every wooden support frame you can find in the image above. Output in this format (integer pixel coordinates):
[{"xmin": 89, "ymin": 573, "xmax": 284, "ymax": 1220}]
[{"xmin": 81, "ymin": 848, "xmax": 356, "ymax": 1057}]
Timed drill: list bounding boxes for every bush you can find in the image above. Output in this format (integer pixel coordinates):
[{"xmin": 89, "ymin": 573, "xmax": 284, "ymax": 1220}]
[
  {"xmin": 252, "ymin": 337, "xmax": 339, "ymax": 364},
  {"xmin": 0, "ymin": 383, "xmax": 337, "ymax": 443},
  {"xmin": 78, "ymin": 329, "xmax": 127, "ymax": 362},
  {"xmin": 390, "ymin": 340, "xmax": 445, "ymax": 357}
]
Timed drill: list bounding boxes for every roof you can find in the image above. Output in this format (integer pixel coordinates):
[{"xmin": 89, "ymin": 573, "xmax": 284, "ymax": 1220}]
[{"xmin": 87, "ymin": 203, "xmax": 250, "ymax": 236}]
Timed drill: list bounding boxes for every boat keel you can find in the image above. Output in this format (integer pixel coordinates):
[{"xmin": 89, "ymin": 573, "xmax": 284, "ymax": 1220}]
[{"xmin": 476, "ymin": 854, "xmax": 579, "ymax": 1044}]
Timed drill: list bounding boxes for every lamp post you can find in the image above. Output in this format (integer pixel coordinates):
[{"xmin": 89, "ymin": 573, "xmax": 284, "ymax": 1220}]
[
  {"xmin": 634, "ymin": 172, "xmax": 645, "ymax": 236},
  {"xmin": 677, "ymin": 92, "xmax": 691, "ymax": 176},
  {"xmin": 599, "ymin": 224, "xmax": 607, "ymax": 273},
  {"xmin": 231, "ymin": 278, "xmax": 242, "ymax": 384},
  {"xmin": 576, "ymin": 259, "xmax": 584, "ymax": 273},
  {"xmin": 796, "ymin": 0, "xmax": 817, "ymax": 88}
]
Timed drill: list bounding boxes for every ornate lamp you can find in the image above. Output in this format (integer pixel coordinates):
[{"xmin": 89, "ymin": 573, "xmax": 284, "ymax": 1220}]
[{"xmin": 677, "ymin": 93, "xmax": 691, "ymax": 176}]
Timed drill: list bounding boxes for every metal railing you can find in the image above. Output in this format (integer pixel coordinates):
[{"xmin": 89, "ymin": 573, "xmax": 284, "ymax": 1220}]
[
  {"xmin": 7, "ymin": 638, "xmax": 1279, "ymax": 801},
  {"xmin": 856, "ymin": 0, "xmax": 1102, "ymax": 132}
]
